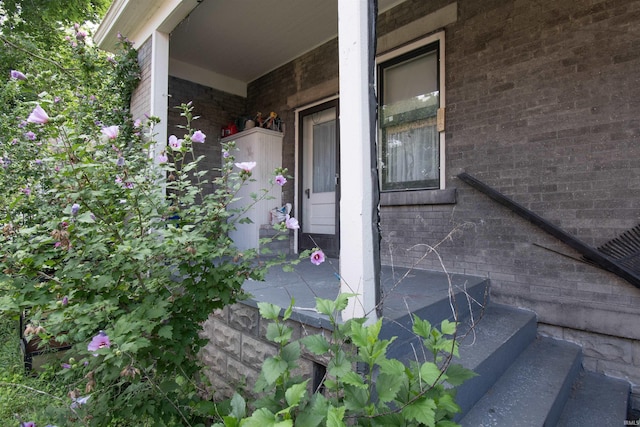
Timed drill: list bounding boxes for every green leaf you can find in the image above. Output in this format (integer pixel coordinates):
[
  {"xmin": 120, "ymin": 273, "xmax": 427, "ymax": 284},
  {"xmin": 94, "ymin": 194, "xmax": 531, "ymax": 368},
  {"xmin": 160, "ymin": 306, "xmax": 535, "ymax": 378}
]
[
  {"xmin": 435, "ymin": 420, "xmax": 461, "ymax": 427},
  {"xmin": 412, "ymin": 315, "xmax": 432, "ymax": 339},
  {"xmin": 378, "ymin": 358, "xmax": 406, "ymax": 377},
  {"xmin": 284, "ymin": 380, "xmax": 308, "ymax": 407},
  {"xmin": 241, "ymin": 408, "xmax": 291, "ymax": 427},
  {"xmin": 376, "ymin": 372, "xmax": 404, "ymax": 403},
  {"xmin": 327, "ymin": 350, "xmax": 351, "ymax": 378},
  {"xmin": 281, "ymin": 341, "xmax": 301, "ymax": 364},
  {"xmin": 420, "ymin": 362, "xmax": 445, "ymax": 385},
  {"xmin": 295, "ymin": 393, "xmax": 329, "ymax": 427},
  {"xmin": 258, "ymin": 301, "xmax": 281, "ymax": 321},
  {"xmin": 315, "ymin": 298, "xmax": 335, "ymax": 316},
  {"xmin": 334, "ymin": 293, "xmax": 355, "ymax": 312},
  {"xmin": 340, "ymin": 371, "xmax": 366, "ymax": 389},
  {"xmin": 435, "ymin": 393, "xmax": 460, "ymax": 415},
  {"xmin": 440, "ymin": 319, "xmax": 457, "ymax": 336},
  {"xmin": 230, "ymin": 392, "xmax": 246, "ymax": 419},
  {"xmin": 262, "ymin": 357, "xmax": 288, "ymax": 385},
  {"xmin": 402, "ymin": 397, "xmax": 437, "ymax": 427},
  {"xmin": 222, "ymin": 417, "xmax": 239, "ymax": 427},
  {"xmin": 445, "ymin": 363, "xmax": 477, "ymax": 386},
  {"xmin": 157, "ymin": 324, "xmax": 173, "ymax": 339},
  {"xmin": 301, "ymin": 334, "xmax": 330, "ymax": 355},
  {"xmin": 326, "ymin": 406, "xmax": 346, "ymax": 427}
]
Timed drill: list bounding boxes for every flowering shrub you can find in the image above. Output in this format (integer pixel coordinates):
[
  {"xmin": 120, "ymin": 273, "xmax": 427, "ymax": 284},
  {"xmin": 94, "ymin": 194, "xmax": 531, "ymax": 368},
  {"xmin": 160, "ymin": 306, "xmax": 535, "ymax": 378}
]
[{"xmin": 0, "ymin": 26, "xmax": 311, "ymax": 426}]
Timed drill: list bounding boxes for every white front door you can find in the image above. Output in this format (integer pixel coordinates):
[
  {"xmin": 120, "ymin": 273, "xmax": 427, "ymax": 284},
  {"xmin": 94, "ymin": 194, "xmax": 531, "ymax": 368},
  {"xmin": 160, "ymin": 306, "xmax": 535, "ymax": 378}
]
[{"xmin": 299, "ymin": 100, "xmax": 339, "ymax": 256}]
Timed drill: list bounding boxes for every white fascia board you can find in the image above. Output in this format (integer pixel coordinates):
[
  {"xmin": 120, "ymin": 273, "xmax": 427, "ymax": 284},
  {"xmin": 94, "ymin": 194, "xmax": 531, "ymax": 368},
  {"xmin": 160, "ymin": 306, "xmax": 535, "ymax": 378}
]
[
  {"xmin": 169, "ymin": 58, "xmax": 247, "ymax": 98},
  {"xmin": 96, "ymin": 0, "xmax": 198, "ymax": 51}
]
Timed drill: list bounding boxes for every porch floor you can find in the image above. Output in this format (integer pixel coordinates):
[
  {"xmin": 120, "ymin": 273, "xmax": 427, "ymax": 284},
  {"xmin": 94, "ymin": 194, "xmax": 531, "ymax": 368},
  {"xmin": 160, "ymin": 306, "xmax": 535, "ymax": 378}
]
[{"xmin": 241, "ymin": 257, "xmax": 489, "ymax": 330}]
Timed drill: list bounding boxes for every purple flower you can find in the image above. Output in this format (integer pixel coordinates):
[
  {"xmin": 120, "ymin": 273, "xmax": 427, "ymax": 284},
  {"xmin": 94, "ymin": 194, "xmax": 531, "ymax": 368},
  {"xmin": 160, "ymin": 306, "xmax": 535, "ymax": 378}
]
[
  {"xmin": 222, "ymin": 150, "xmax": 230, "ymax": 158},
  {"xmin": 310, "ymin": 250, "xmax": 325, "ymax": 266},
  {"xmin": 20, "ymin": 422, "xmax": 35, "ymax": 427},
  {"xmin": 22, "ymin": 187, "xmax": 31, "ymax": 196},
  {"xmin": 235, "ymin": 161, "xmax": 257, "ymax": 172},
  {"xmin": 101, "ymin": 125, "xmax": 119, "ymax": 140},
  {"xmin": 285, "ymin": 215, "xmax": 299, "ymax": 230},
  {"xmin": 275, "ymin": 174, "xmax": 287, "ymax": 186},
  {"xmin": 27, "ymin": 104, "xmax": 49, "ymax": 124},
  {"xmin": 25, "ymin": 131, "xmax": 36, "ymax": 140},
  {"xmin": 168, "ymin": 135, "xmax": 182, "ymax": 150},
  {"xmin": 115, "ymin": 176, "xmax": 123, "ymax": 185},
  {"xmin": 62, "ymin": 296, "xmax": 69, "ymax": 305},
  {"xmin": 125, "ymin": 182, "xmax": 134, "ymax": 189},
  {"xmin": 192, "ymin": 130, "xmax": 206, "ymax": 143},
  {"xmin": 71, "ymin": 203, "xmax": 80, "ymax": 215},
  {"xmin": 157, "ymin": 153, "xmax": 168, "ymax": 164},
  {"xmin": 88, "ymin": 331, "xmax": 111, "ymax": 355},
  {"xmin": 11, "ymin": 70, "xmax": 26, "ymax": 80},
  {"xmin": 70, "ymin": 395, "xmax": 90, "ymax": 409},
  {"xmin": 133, "ymin": 119, "xmax": 141, "ymax": 128},
  {"xmin": 62, "ymin": 363, "xmax": 71, "ymax": 369},
  {"xmin": 116, "ymin": 156, "xmax": 125, "ymax": 167}
]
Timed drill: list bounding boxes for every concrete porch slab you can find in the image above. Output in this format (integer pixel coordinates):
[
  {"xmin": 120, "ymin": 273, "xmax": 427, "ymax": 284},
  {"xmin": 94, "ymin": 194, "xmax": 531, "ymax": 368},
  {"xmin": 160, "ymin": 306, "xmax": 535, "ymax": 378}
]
[{"xmin": 241, "ymin": 258, "xmax": 489, "ymax": 330}]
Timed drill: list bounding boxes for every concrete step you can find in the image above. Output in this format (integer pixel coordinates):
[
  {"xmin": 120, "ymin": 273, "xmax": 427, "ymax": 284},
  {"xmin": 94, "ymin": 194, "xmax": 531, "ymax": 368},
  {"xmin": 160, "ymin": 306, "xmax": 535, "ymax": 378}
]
[
  {"xmin": 383, "ymin": 303, "xmax": 537, "ymax": 417},
  {"xmin": 379, "ymin": 267, "xmax": 489, "ymax": 346},
  {"xmin": 556, "ymin": 370, "xmax": 630, "ymax": 427},
  {"xmin": 259, "ymin": 225, "xmax": 290, "ymax": 255},
  {"xmin": 454, "ymin": 303, "xmax": 537, "ymax": 418},
  {"xmin": 459, "ymin": 336, "xmax": 582, "ymax": 426}
]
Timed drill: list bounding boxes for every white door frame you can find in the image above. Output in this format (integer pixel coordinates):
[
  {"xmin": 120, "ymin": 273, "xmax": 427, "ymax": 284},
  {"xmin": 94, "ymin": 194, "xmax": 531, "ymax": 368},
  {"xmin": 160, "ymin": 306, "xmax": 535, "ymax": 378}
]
[{"xmin": 293, "ymin": 95, "xmax": 339, "ymax": 254}]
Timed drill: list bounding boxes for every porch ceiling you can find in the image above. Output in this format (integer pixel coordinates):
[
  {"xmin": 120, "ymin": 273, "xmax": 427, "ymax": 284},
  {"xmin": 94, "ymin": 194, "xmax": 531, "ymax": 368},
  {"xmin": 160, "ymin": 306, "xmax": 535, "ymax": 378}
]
[{"xmin": 169, "ymin": 0, "xmax": 405, "ymax": 85}]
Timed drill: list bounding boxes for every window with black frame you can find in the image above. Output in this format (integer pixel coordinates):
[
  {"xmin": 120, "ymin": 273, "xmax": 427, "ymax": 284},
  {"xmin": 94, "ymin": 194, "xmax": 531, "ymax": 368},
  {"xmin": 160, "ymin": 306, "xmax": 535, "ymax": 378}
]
[{"xmin": 378, "ymin": 41, "xmax": 440, "ymax": 191}]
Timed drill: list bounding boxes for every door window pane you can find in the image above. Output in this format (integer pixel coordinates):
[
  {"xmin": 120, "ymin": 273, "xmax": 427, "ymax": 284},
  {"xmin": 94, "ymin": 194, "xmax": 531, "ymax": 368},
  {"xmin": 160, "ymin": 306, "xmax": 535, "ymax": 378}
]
[{"xmin": 313, "ymin": 119, "xmax": 336, "ymax": 193}]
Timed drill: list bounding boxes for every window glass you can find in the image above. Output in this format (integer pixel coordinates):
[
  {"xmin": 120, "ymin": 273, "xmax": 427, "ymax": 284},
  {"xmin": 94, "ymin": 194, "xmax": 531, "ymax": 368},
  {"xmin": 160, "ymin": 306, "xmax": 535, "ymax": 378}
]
[
  {"xmin": 379, "ymin": 43, "xmax": 440, "ymax": 191},
  {"xmin": 312, "ymin": 119, "xmax": 336, "ymax": 193}
]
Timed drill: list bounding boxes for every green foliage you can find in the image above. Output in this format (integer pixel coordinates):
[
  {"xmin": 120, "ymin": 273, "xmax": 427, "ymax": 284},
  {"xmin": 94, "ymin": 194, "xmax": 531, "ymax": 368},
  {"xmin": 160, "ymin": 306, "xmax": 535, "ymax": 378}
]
[
  {"xmin": 0, "ymin": 24, "xmax": 299, "ymax": 426},
  {"xmin": 0, "ymin": 0, "xmax": 110, "ymax": 48},
  {"xmin": 210, "ymin": 296, "xmax": 477, "ymax": 427}
]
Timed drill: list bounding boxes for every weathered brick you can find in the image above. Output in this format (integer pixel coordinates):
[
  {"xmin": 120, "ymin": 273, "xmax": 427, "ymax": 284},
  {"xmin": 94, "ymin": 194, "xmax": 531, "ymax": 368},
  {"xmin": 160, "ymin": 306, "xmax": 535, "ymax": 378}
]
[
  {"xmin": 207, "ymin": 321, "xmax": 241, "ymax": 355},
  {"xmin": 241, "ymin": 334, "xmax": 278, "ymax": 370},
  {"xmin": 228, "ymin": 304, "xmax": 260, "ymax": 335}
]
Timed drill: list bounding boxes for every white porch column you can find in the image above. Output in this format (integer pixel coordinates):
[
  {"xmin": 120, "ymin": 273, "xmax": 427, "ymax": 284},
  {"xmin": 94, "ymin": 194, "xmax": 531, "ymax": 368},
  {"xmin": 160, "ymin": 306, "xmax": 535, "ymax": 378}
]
[
  {"xmin": 338, "ymin": 0, "xmax": 380, "ymax": 322},
  {"xmin": 150, "ymin": 30, "xmax": 169, "ymax": 161}
]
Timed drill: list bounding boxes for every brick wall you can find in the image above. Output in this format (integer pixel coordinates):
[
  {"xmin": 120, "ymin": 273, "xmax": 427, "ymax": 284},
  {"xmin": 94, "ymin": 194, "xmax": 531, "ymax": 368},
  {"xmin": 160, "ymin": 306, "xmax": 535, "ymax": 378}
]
[
  {"xmin": 199, "ymin": 302, "xmax": 329, "ymax": 400},
  {"xmin": 167, "ymin": 76, "xmax": 247, "ymax": 195},
  {"xmin": 376, "ymin": 0, "xmax": 640, "ymax": 404},
  {"xmin": 247, "ymin": 39, "xmax": 339, "ymax": 210},
  {"xmin": 242, "ymin": 0, "xmax": 640, "ymax": 403}
]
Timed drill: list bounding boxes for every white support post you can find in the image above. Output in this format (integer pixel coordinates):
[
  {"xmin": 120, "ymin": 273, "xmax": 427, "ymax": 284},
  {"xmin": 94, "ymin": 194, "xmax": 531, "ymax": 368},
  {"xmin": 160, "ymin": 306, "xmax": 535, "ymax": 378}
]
[
  {"xmin": 150, "ymin": 30, "xmax": 169, "ymax": 162},
  {"xmin": 338, "ymin": 0, "xmax": 379, "ymax": 322}
]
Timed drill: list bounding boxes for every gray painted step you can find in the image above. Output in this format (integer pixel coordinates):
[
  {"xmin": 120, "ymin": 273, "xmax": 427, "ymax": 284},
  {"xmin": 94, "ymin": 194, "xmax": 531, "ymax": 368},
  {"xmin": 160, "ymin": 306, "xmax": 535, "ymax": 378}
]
[
  {"xmin": 454, "ymin": 303, "xmax": 537, "ymax": 418},
  {"xmin": 380, "ymin": 267, "xmax": 489, "ymax": 345},
  {"xmin": 557, "ymin": 370, "xmax": 630, "ymax": 427},
  {"xmin": 459, "ymin": 336, "xmax": 582, "ymax": 427}
]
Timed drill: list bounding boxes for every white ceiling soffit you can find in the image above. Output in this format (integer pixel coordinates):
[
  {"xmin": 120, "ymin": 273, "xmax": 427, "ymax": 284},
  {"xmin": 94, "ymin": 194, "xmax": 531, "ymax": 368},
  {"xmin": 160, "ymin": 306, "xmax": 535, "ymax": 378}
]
[{"xmin": 169, "ymin": 0, "xmax": 406, "ymax": 85}]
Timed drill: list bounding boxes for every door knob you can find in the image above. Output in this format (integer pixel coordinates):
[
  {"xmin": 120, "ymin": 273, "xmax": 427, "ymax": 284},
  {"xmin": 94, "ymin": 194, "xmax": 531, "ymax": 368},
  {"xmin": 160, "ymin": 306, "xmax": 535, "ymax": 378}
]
[{"xmin": 305, "ymin": 188, "xmax": 310, "ymax": 199}]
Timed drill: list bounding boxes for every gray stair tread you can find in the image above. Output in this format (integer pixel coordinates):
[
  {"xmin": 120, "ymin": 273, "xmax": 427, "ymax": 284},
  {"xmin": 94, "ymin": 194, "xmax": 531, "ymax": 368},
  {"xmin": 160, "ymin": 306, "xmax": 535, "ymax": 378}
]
[
  {"xmin": 557, "ymin": 370, "xmax": 630, "ymax": 427},
  {"xmin": 453, "ymin": 303, "xmax": 537, "ymax": 416},
  {"xmin": 379, "ymin": 268, "xmax": 489, "ymax": 340},
  {"xmin": 457, "ymin": 303, "xmax": 536, "ymax": 371},
  {"xmin": 459, "ymin": 336, "xmax": 581, "ymax": 427}
]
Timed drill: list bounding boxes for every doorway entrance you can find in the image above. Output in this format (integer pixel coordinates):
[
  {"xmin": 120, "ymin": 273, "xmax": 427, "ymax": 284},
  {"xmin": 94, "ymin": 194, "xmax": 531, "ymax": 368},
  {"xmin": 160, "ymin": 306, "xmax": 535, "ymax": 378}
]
[{"xmin": 298, "ymin": 99, "xmax": 340, "ymax": 258}]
